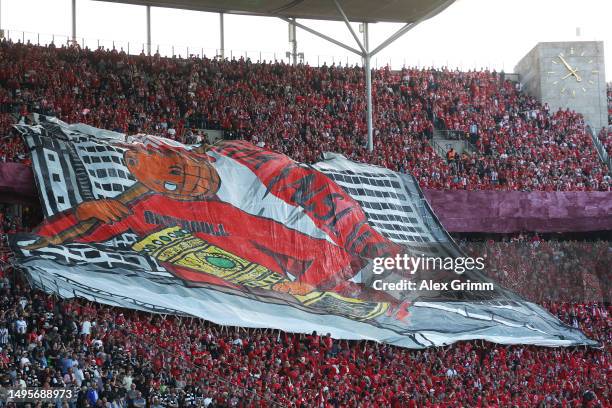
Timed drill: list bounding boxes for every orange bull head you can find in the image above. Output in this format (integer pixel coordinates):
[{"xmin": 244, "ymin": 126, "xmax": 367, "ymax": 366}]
[{"xmin": 124, "ymin": 145, "xmax": 221, "ymax": 200}]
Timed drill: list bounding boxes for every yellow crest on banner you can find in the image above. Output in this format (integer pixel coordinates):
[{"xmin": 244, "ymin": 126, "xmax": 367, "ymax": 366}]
[{"xmin": 133, "ymin": 227, "xmax": 388, "ymax": 320}]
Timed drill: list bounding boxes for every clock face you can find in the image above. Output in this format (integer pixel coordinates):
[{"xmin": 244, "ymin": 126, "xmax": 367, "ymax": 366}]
[{"xmin": 546, "ymin": 45, "xmax": 599, "ymax": 98}]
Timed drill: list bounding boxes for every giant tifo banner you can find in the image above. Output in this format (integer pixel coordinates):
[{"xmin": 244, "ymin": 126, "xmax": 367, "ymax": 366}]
[{"xmin": 10, "ymin": 118, "xmax": 595, "ymax": 348}]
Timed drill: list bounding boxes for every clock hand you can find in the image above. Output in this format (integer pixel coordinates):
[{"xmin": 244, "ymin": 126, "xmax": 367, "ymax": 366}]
[
  {"xmin": 558, "ymin": 55, "xmax": 575, "ymax": 73},
  {"xmin": 558, "ymin": 55, "xmax": 582, "ymax": 82},
  {"xmin": 562, "ymin": 71, "xmax": 582, "ymax": 81}
]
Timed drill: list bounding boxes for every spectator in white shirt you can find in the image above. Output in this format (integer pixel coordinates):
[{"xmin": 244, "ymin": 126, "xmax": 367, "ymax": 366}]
[
  {"xmin": 19, "ymin": 351, "xmax": 31, "ymax": 368},
  {"xmin": 14, "ymin": 316, "xmax": 27, "ymax": 345},
  {"xmin": 81, "ymin": 319, "xmax": 92, "ymax": 336},
  {"xmin": 15, "ymin": 317, "xmax": 27, "ymax": 334},
  {"xmin": 0, "ymin": 323, "xmax": 9, "ymax": 346}
]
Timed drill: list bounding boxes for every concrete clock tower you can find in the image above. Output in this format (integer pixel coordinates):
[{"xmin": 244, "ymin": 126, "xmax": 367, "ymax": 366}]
[{"xmin": 515, "ymin": 41, "xmax": 607, "ymax": 132}]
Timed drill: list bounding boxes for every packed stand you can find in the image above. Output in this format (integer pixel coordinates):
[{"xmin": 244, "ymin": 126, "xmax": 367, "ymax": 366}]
[
  {"xmin": 0, "ymin": 40, "xmax": 609, "ymax": 191},
  {"xmin": 0, "ymin": 207, "xmax": 610, "ymax": 407},
  {"xmin": 0, "ymin": 271, "xmax": 609, "ymax": 408},
  {"xmin": 394, "ymin": 69, "xmax": 609, "ymax": 190},
  {"xmin": 460, "ymin": 236, "xmax": 611, "ymax": 304}
]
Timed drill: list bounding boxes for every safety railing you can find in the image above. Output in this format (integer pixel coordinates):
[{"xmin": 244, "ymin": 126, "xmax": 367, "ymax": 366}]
[
  {"xmin": 0, "ymin": 27, "xmax": 512, "ymax": 71},
  {"xmin": 430, "ymin": 138, "xmax": 450, "ymax": 160},
  {"xmin": 0, "ymin": 27, "xmax": 365, "ymax": 67},
  {"xmin": 433, "ymin": 129, "xmax": 479, "ymax": 155},
  {"xmin": 588, "ymin": 126, "xmax": 612, "ymax": 174},
  {"xmin": 434, "ymin": 129, "xmax": 468, "ymax": 141}
]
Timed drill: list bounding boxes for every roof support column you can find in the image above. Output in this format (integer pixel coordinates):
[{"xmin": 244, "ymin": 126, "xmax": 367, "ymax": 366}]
[
  {"xmin": 146, "ymin": 5, "xmax": 151, "ymax": 55},
  {"xmin": 363, "ymin": 22, "xmax": 373, "ymax": 152},
  {"xmin": 71, "ymin": 0, "xmax": 76, "ymax": 44},
  {"xmin": 276, "ymin": 0, "xmax": 438, "ymax": 153},
  {"xmin": 288, "ymin": 18, "xmax": 297, "ymax": 65},
  {"xmin": 219, "ymin": 12, "xmax": 225, "ymax": 59}
]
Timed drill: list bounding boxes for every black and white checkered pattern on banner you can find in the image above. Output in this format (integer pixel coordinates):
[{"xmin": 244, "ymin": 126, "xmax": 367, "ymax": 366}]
[
  {"xmin": 314, "ymin": 153, "xmax": 449, "ymax": 249},
  {"xmin": 16, "ymin": 120, "xmax": 136, "ymax": 217},
  {"xmin": 15, "ymin": 120, "xmax": 166, "ymax": 276},
  {"xmin": 17, "ymin": 233, "xmax": 169, "ymax": 276}
]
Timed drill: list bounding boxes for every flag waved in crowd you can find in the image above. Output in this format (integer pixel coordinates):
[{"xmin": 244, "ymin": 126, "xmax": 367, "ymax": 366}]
[{"xmin": 9, "ymin": 118, "xmax": 595, "ymax": 348}]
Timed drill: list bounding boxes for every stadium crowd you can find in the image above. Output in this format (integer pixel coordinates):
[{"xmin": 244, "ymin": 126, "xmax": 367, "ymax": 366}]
[
  {"xmin": 0, "ymin": 228, "xmax": 610, "ymax": 407},
  {"xmin": 0, "ymin": 40, "xmax": 610, "ymax": 191},
  {"xmin": 0, "ymin": 40, "xmax": 610, "ymax": 408},
  {"xmin": 460, "ymin": 237, "xmax": 611, "ymax": 305},
  {"xmin": 0, "ymin": 262, "xmax": 609, "ymax": 408}
]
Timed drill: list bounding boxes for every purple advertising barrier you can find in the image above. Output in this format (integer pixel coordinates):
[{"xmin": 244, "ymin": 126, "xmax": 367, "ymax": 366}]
[
  {"xmin": 0, "ymin": 163, "xmax": 36, "ymax": 202},
  {"xmin": 423, "ymin": 189, "xmax": 612, "ymax": 233}
]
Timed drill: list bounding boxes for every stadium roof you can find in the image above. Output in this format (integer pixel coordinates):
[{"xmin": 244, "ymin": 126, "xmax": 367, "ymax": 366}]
[{"xmin": 94, "ymin": 0, "xmax": 456, "ymax": 23}]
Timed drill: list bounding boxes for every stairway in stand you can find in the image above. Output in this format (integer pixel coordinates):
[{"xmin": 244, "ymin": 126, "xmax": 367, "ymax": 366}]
[{"xmin": 428, "ymin": 128, "xmax": 476, "ymax": 161}]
